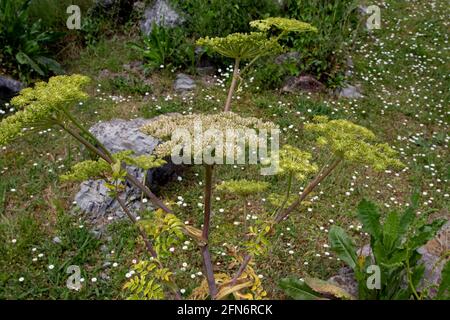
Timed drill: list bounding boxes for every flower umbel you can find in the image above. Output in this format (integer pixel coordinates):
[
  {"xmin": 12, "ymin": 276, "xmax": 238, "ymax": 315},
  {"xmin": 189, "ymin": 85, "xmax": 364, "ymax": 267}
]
[
  {"xmin": 197, "ymin": 32, "xmax": 283, "ymax": 60},
  {"xmin": 141, "ymin": 112, "xmax": 277, "ymax": 160},
  {"xmin": 250, "ymin": 17, "xmax": 318, "ymax": 34},
  {"xmin": 0, "ymin": 75, "xmax": 90, "ymax": 146},
  {"xmin": 276, "ymin": 144, "xmax": 318, "ymax": 181},
  {"xmin": 305, "ymin": 116, "xmax": 403, "ymax": 171}
]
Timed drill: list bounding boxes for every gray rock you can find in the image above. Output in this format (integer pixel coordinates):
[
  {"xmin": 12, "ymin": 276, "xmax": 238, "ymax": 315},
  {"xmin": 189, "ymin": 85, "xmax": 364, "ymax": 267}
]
[
  {"xmin": 141, "ymin": 0, "xmax": 184, "ymax": 35},
  {"xmin": 73, "ymin": 117, "xmax": 183, "ymax": 226},
  {"xmin": 195, "ymin": 46, "xmax": 216, "ymax": 76},
  {"xmin": 337, "ymin": 84, "xmax": 363, "ymax": 99},
  {"xmin": 417, "ymin": 221, "xmax": 449, "ymax": 297},
  {"xmin": 345, "ymin": 57, "xmax": 354, "ymax": 77},
  {"xmin": 174, "ymin": 73, "xmax": 196, "ymax": 92},
  {"xmin": 52, "ymin": 236, "xmax": 62, "ymax": 244},
  {"xmin": 89, "ymin": 118, "xmax": 159, "ymax": 156},
  {"xmin": 328, "ymin": 267, "xmax": 358, "ymax": 297},
  {"xmin": 282, "ymin": 75, "xmax": 325, "ymax": 94},
  {"xmin": 275, "ymin": 51, "xmax": 301, "ymax": 65},
  {"xmin": 0, "ymin": 75, "xmax": 24, "ymax": 104}
]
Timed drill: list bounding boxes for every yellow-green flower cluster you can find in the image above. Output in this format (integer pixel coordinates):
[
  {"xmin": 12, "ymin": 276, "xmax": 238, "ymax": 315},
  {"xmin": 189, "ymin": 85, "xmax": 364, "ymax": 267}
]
[
  {"xmin": 60, "ymin": 159, "xmax": 110, "ymax": 182},
  {"xmin": 141, "ymin": 112, "xmax": 277, "ymax": 158},
  {"xmin": 197, "ymin": 32, "xmax": 283, "ymax": 60},
  {"xmin": 276, "ymin": 144, "xmax": 318, "ymax": 181},
  {"xmin": 60, "ymin": 151, "xmax": 166, "ymax": 182},
  {"xmin": 217, "ymin": 179, "xmax": 269, "ymax": 197},
  {"xmin": 305, "ymin": 116, "xmax": 404, "ymax": 171},
  {"xmin": 0, "ymin": 75, "xmax": 90, "ymax": 146},
  {"xmin": 119, "ymin": 153, "xmax": 166, "ymax": 170},
  {"xmin": 250, "ymin": 17, "xmax": 318, "ymax": 33}
]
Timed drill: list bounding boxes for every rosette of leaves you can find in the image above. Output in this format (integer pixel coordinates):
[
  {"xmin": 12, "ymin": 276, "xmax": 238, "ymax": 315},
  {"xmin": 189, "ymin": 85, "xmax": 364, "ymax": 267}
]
[{"xmin": 305, "ymin": 116, "xmax": 404, "ymax": 171}]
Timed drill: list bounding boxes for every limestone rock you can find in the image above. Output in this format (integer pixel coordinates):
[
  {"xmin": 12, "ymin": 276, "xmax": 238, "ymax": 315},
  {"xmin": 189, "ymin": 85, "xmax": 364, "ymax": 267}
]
[
  {"xmin": 174, "ymin": 73, "xmax": 196, "ymax": 92},
  {"xmin": 141, "ymin": 0, "xmax": 184, "ymax": 35},
  {"xmin": 73, "ymin": 117, "xmax": 183, "ymax": 226},
  {"xmin": 337, "ymin": 84, "xmax": 363, "ymax": 99},
  {"xmin": 282, "ymin": 75, "xmax": 325, "ymax": 94}
]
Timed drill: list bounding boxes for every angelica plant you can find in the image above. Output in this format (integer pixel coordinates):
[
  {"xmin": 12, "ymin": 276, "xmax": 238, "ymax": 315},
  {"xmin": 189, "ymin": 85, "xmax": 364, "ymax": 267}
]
[{"xmin": 197, "ymin": 17, "xmax": 317, "ymax": 112}]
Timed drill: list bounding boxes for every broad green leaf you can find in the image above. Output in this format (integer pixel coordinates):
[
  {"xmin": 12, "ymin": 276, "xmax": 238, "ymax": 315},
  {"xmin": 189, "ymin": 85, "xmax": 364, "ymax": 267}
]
[
  {"xmin": 329, "ymin": 226, "xmax": 358, "ymax": 270},
  {"xmin": 279, "ymin": 277, "xmax": 325, "ymax": 300},
  {"xmin": 15, "ymin": 51, "xmax": 44, "ymax": 75},
  {"xmin": 409, "ymin": 219, "xmax": 446, "ymax": 250},
  {"xmin": 35, "ymin": 56, "xmax": 63, "ymax": 75},
  {"xmin": 398, "ymin": 206, "xmax": 416, "ymax": 239},
  {"xmin": 357, "ymin": 199, "xmax": 382, "ymax": 239},
  {"xmin": 411, "ymin": 264, "xmax": 425, "ymax": 288},
  {"xmin": 383, "ymin": 211, "xmax": 400, "ymax": 251}
]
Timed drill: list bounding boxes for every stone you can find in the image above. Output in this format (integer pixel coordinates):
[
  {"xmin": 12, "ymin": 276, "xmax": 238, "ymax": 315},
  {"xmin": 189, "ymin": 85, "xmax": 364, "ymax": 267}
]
[
  {"xmin": 174, "ymin": 73, "xmax": 196, "ymax": 92},
  {"xmin": 345, "ymin": 56, "xmax": 354, "ymax": 77},
  {"xmin": 337, "ymin": 84, "xmax": 363, "ymax": 99},
  {"xmin": 274, "ymin": 51, "xmax": 301, "ymax": 65},
  {"xmin": 52, "ymin": 236, "xmax": 62, "ymax": 244},
  {"xmin": 417, "ymin": 221, "xmax": 450, "ymax": 297},
  {"xmin": 282, "ymin": 75, "xmax": 325, "ymax": 94},
  {"xmin": 195, "ymin": 47, "xmax": 216, "ymax": 76},
  {"xmin": 89, "ymin": 118, "xmax": 159, "ymax": 156},
  {"xmin": 0, "ymin": 75, "xmax": 24, "ymax": 105},
  {"xmin": 73, "ymin": 117, "xmax": 183, "ymax": 227},
  {"xmin": 328, "ymin": 267, "xmax": 358, "ymax": 297},
  {"xmin": 141, "ymin": 0, "xmax": 184, "ymax": 35}
]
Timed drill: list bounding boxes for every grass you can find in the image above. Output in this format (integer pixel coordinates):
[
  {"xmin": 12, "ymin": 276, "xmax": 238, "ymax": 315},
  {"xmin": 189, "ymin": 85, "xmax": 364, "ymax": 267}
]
[{"xmin": 0, "ymin": 0, "xmax": 448, "ymax": 299}]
